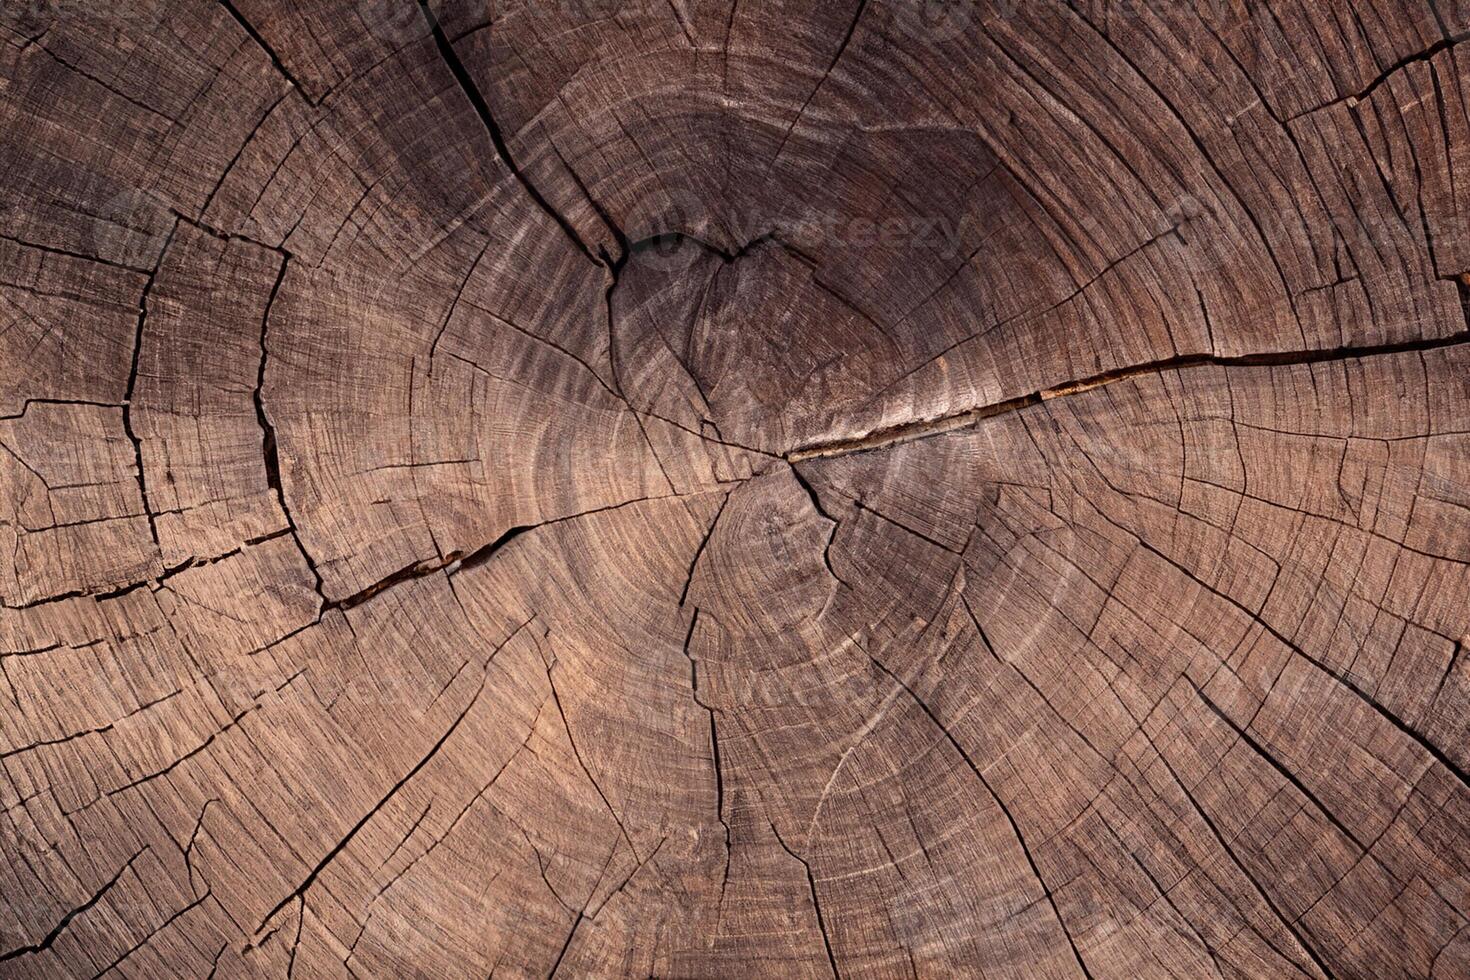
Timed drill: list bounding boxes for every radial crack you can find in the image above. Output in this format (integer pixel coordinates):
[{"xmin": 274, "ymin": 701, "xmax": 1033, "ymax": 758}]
[
  {"xmin": 790, "ymin": 462, "xmax": 850, "ymax": 587},
  {"xmin": 865, "ymin": 654, "xmax": 1095, "ymax": 980},
  {"xmin": 683, "ymin": 609, "xmax": 731, "ymax": 893},
  {"xmin": 770, "ymin": 823, "xmax": 841, "ymax": 979},
  {"xmin": 121, "ymin": 221, "xmax": 178, "ymax": 555},
  {"xmin": 254, "ymin": 660, "xmax": 495, "ymax": 932},
  {"xmin": 216, "ymin": 0, "xmax": 313, "ymax": 101},
  {"xmin": 789, "ymin": 328, "xmax": 1470, "ymax": 461},
  {"xmin": 419, "ymin": 2, "xmax": 600, "ymax": 264},
  {"xmin": 253, "ymin": 255, "xmax": 326, "ymax": 607},
  {"xmin": 0, "ymin": 848, "xmax": 147, "ymax": 962}
]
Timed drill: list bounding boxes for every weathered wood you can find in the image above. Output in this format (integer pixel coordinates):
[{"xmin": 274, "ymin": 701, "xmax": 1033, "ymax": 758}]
[{"xmin": 1, "ymin": 0, "xmax": 1468, "ymax": 976}]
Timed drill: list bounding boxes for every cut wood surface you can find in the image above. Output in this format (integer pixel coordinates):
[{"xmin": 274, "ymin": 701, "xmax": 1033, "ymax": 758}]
[{"xmin": 2, "ymin": 0, "xmax": 1469, "ymax": 976}]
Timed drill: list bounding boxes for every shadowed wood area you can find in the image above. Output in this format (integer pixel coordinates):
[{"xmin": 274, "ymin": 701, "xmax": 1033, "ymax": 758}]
[{"xmin": 2, "ymin": 0, "xmax": 1470, "ymax": 975}]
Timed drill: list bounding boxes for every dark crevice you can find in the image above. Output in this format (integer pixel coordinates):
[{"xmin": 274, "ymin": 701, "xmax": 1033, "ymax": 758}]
[
  {"xmin": 1190, "ymin": 681, "xmax": 1370, "ymax": 852},
  {"xmin": 790, "ymin": 328, "xmax": 1470, "ymax": 461},
  {"xmin": 243, "ymin": 925, "xmax": 281, "ymax": 957},
  {"xmin": 184, "ymin": 799, "xmax": 219, "ymax": 898},
  {"xmin": 456, "ymin": 523, "xmax": 532, "ymax": 573},
  {"xmin": 94, "ymin": 891, "xmax": 213, "ymax": 977},
  {"xmin": 627, "ymin": 228, "xmax": 779, "ymax": 266},
  {"xmin": 198, "ymin": 89, "xmax": 290, "ymax": 219},
  {"xmin": 0, "ymin": 232, "xmax": 153, "ymax": 275},
  {"xmin": 1428, "ymin": 641, "xmax": 1462, "ymax": 712},
  {"xmin": 679, "ymin": 492, "xmax": 730, "ymax": 606},
  {"xmin": 770, "ymin": 823, "xmax": 841, "ymax": 979},
  {"xmin": 172, "ymin": 208, "xmax": 292, "ymax": 259},
  {"xmin": 770, "ymin": 0, "xmax": 870, "ymax": 165},
  {"xmin": 419, "ymin": 1, "xmax": 600, "ymax": 265},
  {"xmin": 328, "ymin": 554, "xmax": 460, "ymax": 611},
  {"xmin": 682, "ymin": 609, "xmax": 731, "ymax": 896},
  {"xmin": 0, "ymin": 848, "xmax": 146, "ymax": 961},
  {"xmin": 427, "ymin": 242, "xmax": 486, "ymax": 369},
  {"xmin": 708, "ymin": 709, "xmax": 730, "ymax": 897},
  {"xmin": 546, "ymin": 912, "xmax": 585, "ymax": 978},
  {"xmin": 1138, "ymin": 540, "xmax": 1469, "ymax": 794},
  {"xmin": 379, "ymin": 800, "xmax": 432, "ymax": 872},
  {"xmin": 286, "ymin": 897, "xmax": 304, "ymax": 979},
  {"xmin": 216, "ymin": 0, "xmax": 315, "ymax": 103},
  {"xmin": 122, "ymin": 222, "xmax": 176, "ymax": 556},
  {"xmin": 93, "ymin": 691, "xmax": 288, "ymax": 811},
  {"xmin": 460, "ymin": 306, "xmax": 627, "ymax": 407},
  {"xmin": 0, "ymin": 530, "xmax": 290, "ymax": 611},
  {"xmin": 603, "ymin": 251, "xmax": 630, "ymax": 399},
  {"xmin": 789, "ymin": 462, "xmax": 850, "ymax": 587},
  {"xmin": 640, "ymin": 405, "xmax": 781, "ymax": 459},
  {"xmin": 603, "ymin": 247, "xmax": 743, "ymax": 496},
  {"xmin": 546, "ymin": 663, "xmax": 642, "ymax": 863},
  {"xmin": 1, "ymin": 586, "xmax": 114, "ymax": 612},
  {"xmin": 963, "ymin": 592, "xmax": 1114, "ymax": 766},
  {"xmin": 529, "ymin": 840, "xmax": 578, "ymax": 916},
  {"xmin": 316, "ymin": 491, "xmax": 721, "ymax": 616},
  {"xmin": 28, "ymin": 39, "xmax": 177, "ymax": 123},
  {"xmin": 1118, "ymin": 830, "xmax": 1229, "ymax": 975},
  {"xmin": 1, "ymin": 687, "xmax": 181, "ymax": 759},
  {"xmin": 17, "ymin": 511, "xmax": 147, "ymax": 533},
  {"xmin": 1288, "ymin": 32, "xmax": 1469, "ymax": 121},
  {"xmin": 586, "ymin": 835, "xmax": 667, "ymax": 920},
  {"xmin": 549, "ymin": 138, "xmax": 628, "ymax": 265},
  {"xmin": 637, "ymin": 413, "xmax": 679, "ymax": 495},
  {"xmin": 665, "ymin": 0, "xmax": 697, "ymax": 48},
  {"xmin": 852, "ymin": 499, "xmax": 960, "ymax": 556},
  {"xmin": 599, "ymin": 239, "xmax": 685, "ymax": 494},
  {"xmin": 205, "ymin": 942, "xmax": 229, "ymax": 979},
  {"xmin": 1146, "ymin": 722, "xmax": 1339, "ymax": 979},
  {"xmin": 253, "ymin": 255, "xmax": 327, "ymax": 608},
  {"xmin": 0, "ymin": 397, "xmax": 125, "ymax": 420},
  {"xmin": 600, "ymin": 225, "xmax": 782, "ymax": 460}
]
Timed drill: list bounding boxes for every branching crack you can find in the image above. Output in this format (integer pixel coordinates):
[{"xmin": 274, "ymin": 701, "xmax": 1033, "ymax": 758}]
[
  {"xmin": 1145, "ymin": 720, "xmax": 1338, "ymax": 979},
  {"xmin": 419, "ymin": 2, "xmax": 600, "ymax": 264},
  {"xmin": 679, "ymin": 492, "xmax": 730, "ymax": 606},
  {"xmin": 770, "ymin": 0, "xmax": 870, "ymax": 166},
  {"xmin": 1189, "ymin": 681, "xmax": 1369, "ymax": 852},
  {"xmin": 0, "ymin": 528, "xmax": 290, "ymax": 612},
  {"xmin": 1138, "ymin": 540, "xmax": 1469, "ymax": 793},
  {"xmin": 546, "ymin": 662, "xmax": 642, "ymax": 863},
  {"xmin": 1, "ymin": 687, "xmax": 182, "ymax": 759},
  {"xmin": 1287, "ymin": 32, "xmax": 1468, "ymax": 121},
  {"xmin": 770, "ymin": 822, "xmax": 841, "ymax": 979},
  {"xmin": 253, "ymin": 255, "xmax": 327, "ymax": 610},
  {"xmin": 0, "ymin": 847, "xmax": 146, "ymax": 962},
  {"xmin": 287, "ymin": 490, "xmax": 724, "ymax": 616}
]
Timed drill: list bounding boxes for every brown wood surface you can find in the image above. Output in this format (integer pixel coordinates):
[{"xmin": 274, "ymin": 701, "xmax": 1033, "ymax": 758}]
[{"xmin": 2, "ymin": 0, "xmax": 1470, "ymax": 976}]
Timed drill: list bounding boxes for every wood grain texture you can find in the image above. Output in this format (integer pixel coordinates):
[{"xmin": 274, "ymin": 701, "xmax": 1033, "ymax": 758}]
[{"xmin": 1, "ymin": 0, "xmax": 1469, "ymax": 976}]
